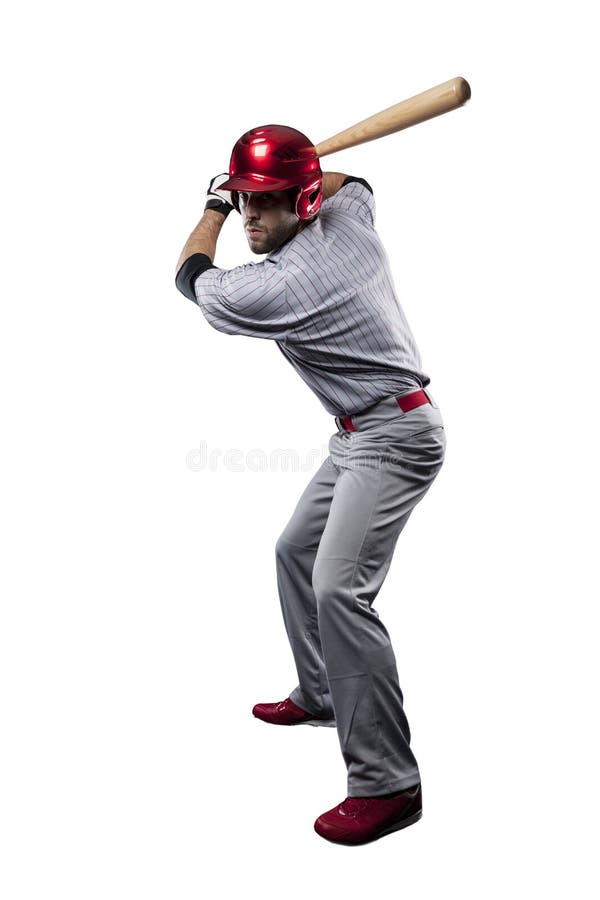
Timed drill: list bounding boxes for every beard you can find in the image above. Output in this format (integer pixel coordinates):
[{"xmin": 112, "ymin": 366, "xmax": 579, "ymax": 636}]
[{"xmin": 246, "ymin": 219, "xmax": 298, "ymax": 255}]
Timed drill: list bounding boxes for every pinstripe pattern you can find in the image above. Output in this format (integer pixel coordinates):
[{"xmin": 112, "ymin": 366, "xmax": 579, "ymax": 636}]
[{"xmin": 194, "ymin": 180, "xmax": 429, "ymax": 416}]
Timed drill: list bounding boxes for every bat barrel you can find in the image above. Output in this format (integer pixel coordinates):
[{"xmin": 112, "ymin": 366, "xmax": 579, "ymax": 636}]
[{"xmin": 314, "ymin": 76, "xmax": 471, "ymax": 158}]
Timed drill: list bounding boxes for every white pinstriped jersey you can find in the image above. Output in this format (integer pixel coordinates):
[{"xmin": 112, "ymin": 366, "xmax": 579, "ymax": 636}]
[{"xmin": 193, "ymin": 180, "xmax": 429, "ymax": 416}]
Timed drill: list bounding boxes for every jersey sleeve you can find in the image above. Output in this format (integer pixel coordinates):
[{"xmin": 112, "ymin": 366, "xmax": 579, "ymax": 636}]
[
  {"xmin": 323, "ymin": 177, "xmax": 375, "ymax": 227},
  {"xmin": 192, "ymin": 260, "xmax": 294, "ymax": 340}
]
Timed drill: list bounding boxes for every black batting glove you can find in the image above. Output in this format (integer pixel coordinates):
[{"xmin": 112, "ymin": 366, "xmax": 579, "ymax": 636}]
[{"xmin": 204, "ymin": 173, "xmax": 234, "ymax": 218}]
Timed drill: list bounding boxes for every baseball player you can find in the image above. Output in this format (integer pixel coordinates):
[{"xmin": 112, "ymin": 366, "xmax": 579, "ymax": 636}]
[{"xmin": 175, "ymin": 125, "xmax": 446, "ymax": 845}]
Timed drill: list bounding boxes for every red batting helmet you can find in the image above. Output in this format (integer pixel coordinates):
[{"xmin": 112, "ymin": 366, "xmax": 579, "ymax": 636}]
[{"xmin": 219, "ymin": 124, "xmax": 323, "ymax": 221}]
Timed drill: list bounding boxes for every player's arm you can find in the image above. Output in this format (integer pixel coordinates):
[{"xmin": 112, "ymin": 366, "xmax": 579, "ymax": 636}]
[
  {"xmin": 176, "ymin": 210, "xmax": 224, "ymax": 272},
  {"xmin": 322, "ymin": 172, "xmax": 374, "ymax": 200},
  {"xmin": 175, "ymin": 174, "xmax": 234, "ymax": 301},
  {"xmin": 322, "ymin": 172, "xmax": 347, "ymax": 200}
]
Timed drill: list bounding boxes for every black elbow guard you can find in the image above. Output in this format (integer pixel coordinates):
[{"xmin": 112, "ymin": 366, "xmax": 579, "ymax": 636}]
[
  {"xmin": 175, "ymin": 253, "xmax": 217, "ymax": 302},
  {"xmin": 342, "ymin": 176, "xmax": 373, "ymax": 195}
]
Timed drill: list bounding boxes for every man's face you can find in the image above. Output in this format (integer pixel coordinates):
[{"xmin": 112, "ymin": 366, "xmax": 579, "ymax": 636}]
[{"xmin": 239, "ymin": 190, "xmax": 299, "ymax": 254}]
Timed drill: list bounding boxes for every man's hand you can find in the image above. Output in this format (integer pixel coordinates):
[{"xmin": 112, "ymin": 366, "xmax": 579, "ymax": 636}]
[{"xmin": 204, "ymin": 173, "xmax": 234, "ymax": 217}]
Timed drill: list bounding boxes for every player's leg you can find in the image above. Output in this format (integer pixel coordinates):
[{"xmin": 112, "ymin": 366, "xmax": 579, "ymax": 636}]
[
  {"xmin": 312, "ymin": 419, "xmax": 445, "ymax": 795},
  {"xmin": 274, "ymin": 455, "xmax": 339, "ymax": 718}
]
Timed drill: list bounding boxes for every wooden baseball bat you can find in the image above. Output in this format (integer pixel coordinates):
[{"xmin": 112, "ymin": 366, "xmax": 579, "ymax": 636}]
[{"xmin": 314, "ymin": 76, "xmax": 471, "ymax": 158}]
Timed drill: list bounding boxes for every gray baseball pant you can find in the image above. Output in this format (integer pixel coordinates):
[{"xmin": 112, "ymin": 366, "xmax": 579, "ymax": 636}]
[{"xmin": 275, "ymin": 389, "xmax": 446, "ymax": 797}]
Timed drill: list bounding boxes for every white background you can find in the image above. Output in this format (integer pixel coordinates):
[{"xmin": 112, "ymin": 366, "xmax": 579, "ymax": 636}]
[{"xmin": 1, "ymin": 1, "xmax": 598, "ymax": 897}]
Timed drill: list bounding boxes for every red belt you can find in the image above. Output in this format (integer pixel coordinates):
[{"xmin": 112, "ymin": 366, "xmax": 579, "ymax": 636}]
[{"xmin": 339, "ymin": 389, "xmax": 430, "ymax": 432}]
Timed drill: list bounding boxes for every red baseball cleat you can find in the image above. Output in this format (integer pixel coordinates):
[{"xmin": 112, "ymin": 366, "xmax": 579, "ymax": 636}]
[
  {"xmin": 314, "ymin": 783, "xmax": 423, "ymax": 845},
  {"xmin": 252, "ymin": 697, "xmax": 336, "ymax": 727}
]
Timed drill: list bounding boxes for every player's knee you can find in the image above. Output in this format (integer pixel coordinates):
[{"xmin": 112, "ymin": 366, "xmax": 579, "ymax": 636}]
[
  {"xmin": 312, "ymin": 556, "xmax": 344, "ymax": 608},
  {"xmin": 275, "ymin": 533, "xmax": 302, "ymax": 569},
  {"xmin": 275, "ymin": 534, "xmax": 290, "ymax": 565}
]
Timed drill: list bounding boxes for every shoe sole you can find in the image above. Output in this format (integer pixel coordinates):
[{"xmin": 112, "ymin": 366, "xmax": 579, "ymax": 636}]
[
  {"xmin": 315, "ymin": 808, "xmax": 422, "ymax": 846},
  {"xmin": 305, "ymin": 718, "xmax": 337, "ymax": 728},
  {"xmin": 253, "ymin": 714, "xmax": 337, "ymax": 728}
]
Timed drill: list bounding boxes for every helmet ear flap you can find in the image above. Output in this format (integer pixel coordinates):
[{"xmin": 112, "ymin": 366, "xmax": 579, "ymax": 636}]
[
  {"xmin": 288, "ymin": 186, "xmax": 300, "ymax": 212},
  {"xmin": 295, "ymin": 178, "xmax": 323, "ymax": 220}
]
